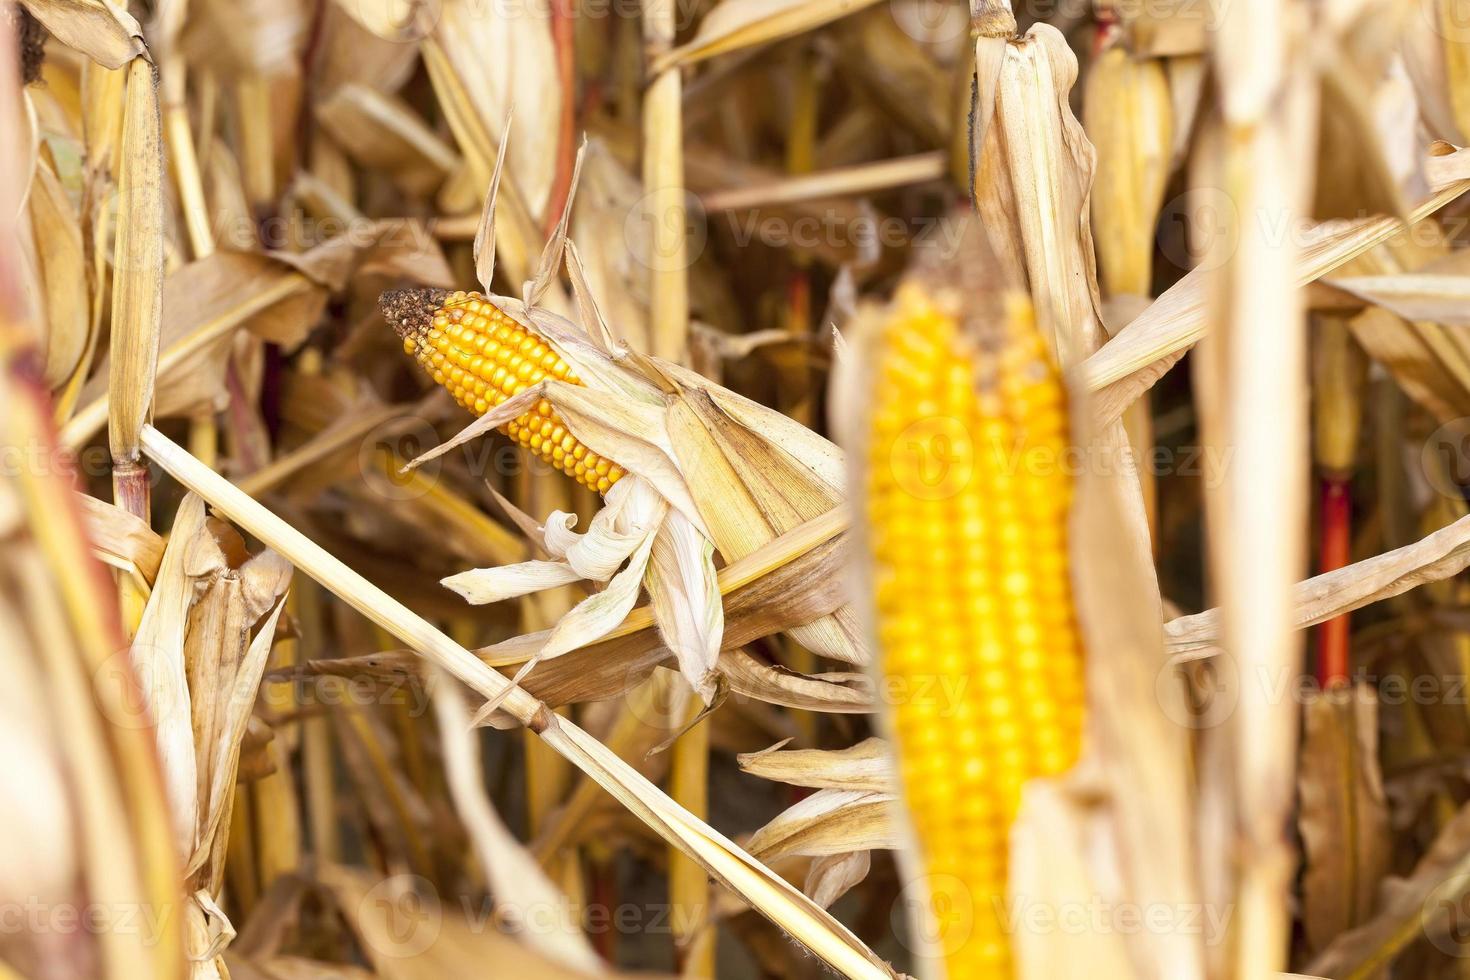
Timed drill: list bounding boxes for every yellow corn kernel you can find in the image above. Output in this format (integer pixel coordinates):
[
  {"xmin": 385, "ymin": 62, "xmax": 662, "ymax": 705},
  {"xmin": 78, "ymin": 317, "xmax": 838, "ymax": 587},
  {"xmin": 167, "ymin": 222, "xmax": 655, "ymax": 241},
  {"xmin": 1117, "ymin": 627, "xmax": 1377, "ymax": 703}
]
[
  {"xmin": 391, "ymin": 289, "xmax": 625, "ymax": 494},
  {"xmin": 865, "ymin": 282, "xmax": 1084, "ymax": 978}
]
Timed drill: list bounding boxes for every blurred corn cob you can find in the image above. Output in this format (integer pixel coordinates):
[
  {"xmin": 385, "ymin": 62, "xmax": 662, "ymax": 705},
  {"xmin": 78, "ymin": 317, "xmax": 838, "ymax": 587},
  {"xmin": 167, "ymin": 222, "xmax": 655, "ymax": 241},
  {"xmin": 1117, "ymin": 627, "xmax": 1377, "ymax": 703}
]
[
  {"xmin": 384, "ymin": 288, "xmax": 627, "ymax": 493},
  {"xmin": 863, "ymin": 278, "xmax": 1084, "ymax": 976}
]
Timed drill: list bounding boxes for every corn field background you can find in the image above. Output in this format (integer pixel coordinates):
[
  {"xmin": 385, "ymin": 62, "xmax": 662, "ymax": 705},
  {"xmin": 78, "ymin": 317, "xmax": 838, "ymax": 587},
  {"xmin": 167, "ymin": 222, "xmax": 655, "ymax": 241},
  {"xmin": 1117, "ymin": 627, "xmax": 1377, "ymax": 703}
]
[{"xmin": 7, "ymin": 0, "xmax": 1470, "ymax": 976}]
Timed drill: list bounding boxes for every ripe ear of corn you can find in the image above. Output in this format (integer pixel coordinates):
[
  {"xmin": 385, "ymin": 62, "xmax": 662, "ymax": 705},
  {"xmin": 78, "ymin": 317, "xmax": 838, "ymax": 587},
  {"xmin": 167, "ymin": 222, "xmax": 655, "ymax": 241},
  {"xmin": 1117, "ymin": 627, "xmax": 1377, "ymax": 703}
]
[
  {"xmin": 865, "ymin": 280, "xmax": 1085, "ymax": 978},
  {"xmin": 383, "ymin": 288, "xmax": 625, "ymax": 494}
]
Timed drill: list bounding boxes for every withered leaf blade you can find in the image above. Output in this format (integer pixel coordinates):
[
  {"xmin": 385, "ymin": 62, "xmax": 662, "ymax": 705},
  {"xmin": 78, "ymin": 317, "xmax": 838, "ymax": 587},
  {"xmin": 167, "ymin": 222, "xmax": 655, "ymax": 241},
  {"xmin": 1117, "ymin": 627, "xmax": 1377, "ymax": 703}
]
[{"xmin": 1297, "ymin": 684, "xmax": 1389, "ymax": 956}]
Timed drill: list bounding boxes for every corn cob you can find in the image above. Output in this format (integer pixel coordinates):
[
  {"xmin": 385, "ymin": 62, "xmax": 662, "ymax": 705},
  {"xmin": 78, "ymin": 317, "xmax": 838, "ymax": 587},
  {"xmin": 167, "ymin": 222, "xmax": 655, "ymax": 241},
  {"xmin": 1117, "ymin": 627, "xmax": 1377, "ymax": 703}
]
[
  {"xmin": 383, "ymin": 288, "xmax": 625, "ymax": 494},
  {"xmin": 865, "ymin": 281, "xmax": 1084, "ymax": 977}
]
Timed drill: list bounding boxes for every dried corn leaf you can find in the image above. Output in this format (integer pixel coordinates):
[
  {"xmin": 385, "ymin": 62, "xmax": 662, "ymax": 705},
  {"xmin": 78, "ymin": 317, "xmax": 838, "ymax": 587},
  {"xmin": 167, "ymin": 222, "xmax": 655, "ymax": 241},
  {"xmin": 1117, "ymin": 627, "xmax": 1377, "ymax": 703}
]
[
  {"xmin": 1297, "ymin": 684, "xmax": 1389, "ymax": 955},
  {"xmin": 315, "ymin": 85, "xmax": 460, "ymax": 197},
  {"xmin": 433, "ymin": 677, "xmax": 602, "ymax": 973},
  {"xmin": 429, "ymin": 0, "xmax": 559, "ymax": 220},
  {"xmin": 1425, "ymin": 140, "xmax": 1470, "ymax": 189},
  {"xmin": 1077, "ymin": 175, "xmax": 1470, "ymax": 426},
  {"xmin": 745, "ymin": 788, "xmax": 899, "ymax": 862},
  {"xmin": 1167, "ymin": 512, "xmax": 1470, "ymax": 661},
  {"xmin": 317, "ymin": 864, "xmax": 620, "ymax": 979},
  {"xmin": 77, "ymin": 492, "xmax": 164, "ymax": 582},
  {"xmin": 20, "ymin": 0, "xmax": 145, "ymax": 68},
  {"xmin": 28, "ymin": 158, "xmax": 89, "ymax": 389},
  {"xmin": 737, "ymin": 737, "xmax": 893, "ymax": 792},
  {"xmin": 655, "ymin": 0, "xmax": 885, "ymax": 71},
  {"xmin": 106, "ymin": 56, "xmax": 164, "ymax": 463},
  {"xmin": 720, "ymin": 649, "xmax": 873, "ymax": 712},
  {"xmin": 315, "ymin": 2, "xmax": 420, "ymax": 93},
  {"xmin": 330, "ymin": 0, "xmax": 434, "ymax": 44},
  {"xmin": 1326, "ymin": 272, "xmax": 1470, "ymax": 325},
  {"xmin": 1306, "ymin": 799, "xmax": 1470, "ymax": 978}
]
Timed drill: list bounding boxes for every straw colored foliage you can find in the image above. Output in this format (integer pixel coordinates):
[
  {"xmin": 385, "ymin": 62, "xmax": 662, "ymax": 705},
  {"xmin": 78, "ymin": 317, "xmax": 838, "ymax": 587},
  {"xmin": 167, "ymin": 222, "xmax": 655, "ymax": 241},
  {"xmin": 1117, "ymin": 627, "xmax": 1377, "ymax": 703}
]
[{"xmin": 9, "ymin": 0, "xmax": 1470, "ymax": 978}]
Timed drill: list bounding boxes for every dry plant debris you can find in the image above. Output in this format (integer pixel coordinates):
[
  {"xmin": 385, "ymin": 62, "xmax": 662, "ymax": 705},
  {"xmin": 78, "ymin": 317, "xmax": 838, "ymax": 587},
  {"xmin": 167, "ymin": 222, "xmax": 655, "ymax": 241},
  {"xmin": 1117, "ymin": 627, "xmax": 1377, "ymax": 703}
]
[{"xmin": 6, "ymin": 0, "xmax": 1470, "ymax": 978}]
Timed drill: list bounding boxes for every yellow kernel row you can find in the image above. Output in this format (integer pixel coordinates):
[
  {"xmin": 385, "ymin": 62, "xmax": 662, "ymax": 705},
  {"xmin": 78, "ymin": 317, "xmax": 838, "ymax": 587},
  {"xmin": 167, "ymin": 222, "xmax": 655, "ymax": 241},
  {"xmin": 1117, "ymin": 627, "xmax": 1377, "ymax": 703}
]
[
  {"xmin": 866, "ymin": 282, "xmax": 1084, "ymax": 979},
  {"xmin": 401, "ymin": 290, "xmax": 624, "ymax": 494}
]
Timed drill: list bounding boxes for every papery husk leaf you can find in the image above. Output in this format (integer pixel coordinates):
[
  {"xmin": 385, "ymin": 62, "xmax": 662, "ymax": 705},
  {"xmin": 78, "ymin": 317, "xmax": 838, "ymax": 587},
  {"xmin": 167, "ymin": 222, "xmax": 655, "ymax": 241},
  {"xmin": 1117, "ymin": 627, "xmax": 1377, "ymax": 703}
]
[
  {"xmin": 654, "ymin": 0, "xmax": 884, "ymax": 71},
  {"xmin": 1298, "ymin": 684, "xmax": 1389, "ymax": 956},
  {"xmin": 973, "ymin": 23, "xmax": 1105, "ymax": 371},
  {"xmin": 442, "ymin": 561, "xmax": 584, "ymax": 605},
  {"xmin": 1167, "ymin": 512, "xmax": 1470, "ymax": 661},
  {"xmin": 28, "ymin": 159, "xmax": 89, "ymax": 389},
  {"xmin": 1011, "ymin": 780, "xmax": 1139, "ymax": 980},
  {"xmin": 1076, "ymin": 175, "xmax": 1470, "ymax": 426},
  {"xmin": 647, "ymin": 509, "xmax": 723, "ymax": 702},
  {"xmin": 745, "ymin": 789, "xmax": 900, "ymax": 862},
  {"xmin": 804, "ymin": 851, "xmax": 871, "ymax": 910},
  {"xmin": 77, "ymin": 492, "xmax": 164, "ymax": 583},
  {"xmin": 432, "ymin": 676, "xmax": 602, "ymax": 973},
  {"xmin": 1306, "ymin": 799, "xmax": 1470, "ymax": 978},
  {"xmin": 129, "ymin": 494, "xmax": 208, "ymax": 857},
  {"xmin": 20, "ymin": 0, "xmax": 146, "ymax": 68},
  {"xmin": 737, "ymin": 737, "xmax": 893, "ymax": 792}
]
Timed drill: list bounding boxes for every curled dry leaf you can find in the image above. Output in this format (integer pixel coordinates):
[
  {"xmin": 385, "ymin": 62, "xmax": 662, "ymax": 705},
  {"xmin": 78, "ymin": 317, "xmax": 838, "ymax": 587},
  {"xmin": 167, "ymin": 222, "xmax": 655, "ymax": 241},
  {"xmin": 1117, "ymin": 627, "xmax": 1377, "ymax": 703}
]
[
  {"xmin": 738, "ymin": 736, "xmax": 894, "ymax": 793},
  {"xmin": 76, "ymin": 491, "xmax": 164, "ymax": 583},
  {"xmin": 654, "ymin": 0, "xmax": 886, "ymax": 72},
  {"xmin": 1167, "ymin": 512, "xmax": 1470, "ymax": 662},
  {"xmin": 1306, "ymin": 800, "xmax": 1470, "ymax": 979},
  {"xmin": 20, "ymin": 0, "xmax": 146, "ymax": 68},
  {"xmin": 1075, "ymin": 172, "xmax": 1470, "ymax": 427},
  {"xmin": 1297, "ymin": 684, "xmax": 1389, "ymax": 956},
  {"xmin": 745, "ymin": 788, "xmax": 900, "ymax": 864}
]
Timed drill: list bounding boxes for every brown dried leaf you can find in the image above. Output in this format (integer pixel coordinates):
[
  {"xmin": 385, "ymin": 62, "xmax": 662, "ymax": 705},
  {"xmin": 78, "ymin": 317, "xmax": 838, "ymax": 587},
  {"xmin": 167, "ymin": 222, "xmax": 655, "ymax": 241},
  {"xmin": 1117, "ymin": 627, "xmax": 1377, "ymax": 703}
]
[
  {"xmin": 20, "ymin": 0, "xmax": 146, "ymax": 68},
  {"xmin": 745, "ymin": 789, "xmax": 900, "ymax": 863},
  {"xmin": 1307, "ymin": 800, "xmax": 1470, "ymax": 977},
  {"xmin": 28, "ymin": 158, "xmax": 89, "ymax": 390},
  {"xmin": 655, "ymin": 0, "xmax": 885, "ymax": 71},
  {"xmin": 1298, "ymin": 684, "xmax": 1390, "ymax": 955},
  {"xmin": 1076, "ymin": 176, "xmax": 1470, "ymax": 427},
  {"xmin": 737, "ymin": 737, "xmax": 893, "ymax": 792},
  {"xmin": 1167, "ymin": 513, "xmax": 1470, "ymax": 661},
  {"xmin": 315, "ymin": 85, "xmax": 460, "ymax": 197}
]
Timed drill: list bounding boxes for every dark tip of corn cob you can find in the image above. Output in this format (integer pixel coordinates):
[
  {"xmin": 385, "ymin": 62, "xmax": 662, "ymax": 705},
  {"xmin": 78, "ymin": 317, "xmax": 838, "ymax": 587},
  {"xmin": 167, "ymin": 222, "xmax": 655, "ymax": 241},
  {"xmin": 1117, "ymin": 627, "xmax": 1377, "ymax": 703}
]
[
  {"xmin": 385, "ymin": 287, "xmax": 626, "ymax": 494},
  {"xmin": 380, "ymin": 287, "xmax": 449, "ymax": 340}
]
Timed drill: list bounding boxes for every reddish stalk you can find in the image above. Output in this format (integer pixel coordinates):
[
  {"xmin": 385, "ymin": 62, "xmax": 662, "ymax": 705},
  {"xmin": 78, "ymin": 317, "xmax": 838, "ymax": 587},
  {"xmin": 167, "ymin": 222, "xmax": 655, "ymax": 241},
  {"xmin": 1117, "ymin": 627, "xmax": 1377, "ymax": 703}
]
[
  {"xmin": 1317, "ymin": 477, "xmax": 1352, "ymax": 683},
  {"xmin": 544, "ymin": 0, "xmax": 578, "ymax": 238}
]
